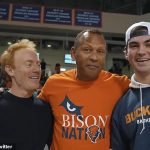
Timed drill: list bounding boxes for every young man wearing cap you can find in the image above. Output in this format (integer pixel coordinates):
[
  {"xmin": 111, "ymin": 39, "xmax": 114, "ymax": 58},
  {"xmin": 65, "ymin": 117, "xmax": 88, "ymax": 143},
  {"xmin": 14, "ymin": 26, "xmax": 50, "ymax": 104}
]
[{"xmin": 111, "ymin": 21, "xmax": 150, "ymax": 150}]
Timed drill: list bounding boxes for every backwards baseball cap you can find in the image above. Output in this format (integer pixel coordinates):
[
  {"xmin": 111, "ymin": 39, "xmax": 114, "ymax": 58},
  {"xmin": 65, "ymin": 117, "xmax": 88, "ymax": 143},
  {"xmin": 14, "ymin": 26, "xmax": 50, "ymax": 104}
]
[{"xmin": 125, "ymin": 21, "xmax": 150, "ymax": 44}]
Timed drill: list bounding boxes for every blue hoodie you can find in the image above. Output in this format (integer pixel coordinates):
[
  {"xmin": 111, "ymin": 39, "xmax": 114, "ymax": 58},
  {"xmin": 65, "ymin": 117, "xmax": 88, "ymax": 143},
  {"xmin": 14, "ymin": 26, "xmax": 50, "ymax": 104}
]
[{"xmin": 111, "ymin": 74, "xmax": 150, "ymax": 150}]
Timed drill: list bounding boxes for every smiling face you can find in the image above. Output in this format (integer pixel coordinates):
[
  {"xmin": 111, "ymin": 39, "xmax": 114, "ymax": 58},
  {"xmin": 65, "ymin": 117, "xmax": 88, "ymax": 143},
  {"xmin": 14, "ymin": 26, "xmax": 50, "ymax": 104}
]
[
  {"xmin": 71, "ymin": 32, "xmax": 106, "ymax": 81},
  {"xmin": 125, "ymin": 35, "xmax": 150, "ymax": 78},
  {"xmin": 6, "ymin": 49, "xmax": 41, "ymax": 96}
]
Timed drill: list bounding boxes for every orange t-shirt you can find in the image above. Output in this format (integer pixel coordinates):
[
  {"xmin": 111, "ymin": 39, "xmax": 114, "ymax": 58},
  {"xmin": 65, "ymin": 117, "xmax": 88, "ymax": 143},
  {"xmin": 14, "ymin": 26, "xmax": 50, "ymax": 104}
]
[{"xmin": 38, "ymin": 69, "xmax": 130, "ymax": 150}]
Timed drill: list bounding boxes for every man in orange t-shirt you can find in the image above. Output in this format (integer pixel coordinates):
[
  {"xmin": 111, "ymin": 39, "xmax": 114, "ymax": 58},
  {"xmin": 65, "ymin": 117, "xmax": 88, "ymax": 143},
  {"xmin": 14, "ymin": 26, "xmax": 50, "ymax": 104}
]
[{"xmin": 38, "ymin": 29, "xmax": 130, "ymax": 150}]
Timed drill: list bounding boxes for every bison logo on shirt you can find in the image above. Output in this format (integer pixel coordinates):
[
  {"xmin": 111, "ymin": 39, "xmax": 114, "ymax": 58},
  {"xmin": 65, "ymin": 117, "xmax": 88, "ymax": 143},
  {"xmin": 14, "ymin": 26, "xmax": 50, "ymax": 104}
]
[
  {"xmin": 86, "ymin": 125, "xmax": 105, "ymax": 143},
  {"xmin": 60, "ymin": 95, "xmax": 107, "ymax": 142}
]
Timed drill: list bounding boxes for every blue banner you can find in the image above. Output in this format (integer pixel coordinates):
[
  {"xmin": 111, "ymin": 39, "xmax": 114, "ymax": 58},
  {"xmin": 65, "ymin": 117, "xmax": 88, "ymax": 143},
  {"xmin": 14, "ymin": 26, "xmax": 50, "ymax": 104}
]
[
  {"xmin": 0, "ymin": 4, "xmax": 9, "ymax": 20},
  {"xmin": 44, "ymin": 8, "xmax": 72, "ymax": 25},
  {"xmin": 12, "ymin": 4, "xmax": 41, "ymax": 22},
  {"xmin": 75, "ymin": 9, "xmax": 101, "ymax": 27}
]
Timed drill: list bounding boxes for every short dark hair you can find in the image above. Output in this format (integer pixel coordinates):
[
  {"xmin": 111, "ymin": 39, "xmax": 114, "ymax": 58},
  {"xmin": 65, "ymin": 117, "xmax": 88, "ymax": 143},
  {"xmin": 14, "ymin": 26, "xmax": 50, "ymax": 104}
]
[
  {"xmin": 55, "ymin": 63, "xmax": 60, "ymax": 67},
  {"xmin": 125, "ymin": 26, "xmax": 149, "ymax": 50},
  {"xmin": 74, "ymin": 28, "xmax": 105, "ymax": 50},
  {"xmin": 130, "ymin": 26, "xmax": 148, "ymax": 39}
]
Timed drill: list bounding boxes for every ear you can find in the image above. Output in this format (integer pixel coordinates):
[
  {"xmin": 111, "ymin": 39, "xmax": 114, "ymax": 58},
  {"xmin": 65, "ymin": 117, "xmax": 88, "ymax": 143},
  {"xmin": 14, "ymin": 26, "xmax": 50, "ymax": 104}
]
[
  {"xmin": 124, "ymin": 47, "xmax": 129, "ymax": 61},
  {"xmin": 5, "ymin": 65, "xmax": 14, "ymax": 77},
  {"xmin": 70, "ymin": 47, "xmax": 76, "ymax": 61},
  {"xmin": 124, "ymin": 51, "xmax": 129, "ymax": 60}
]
